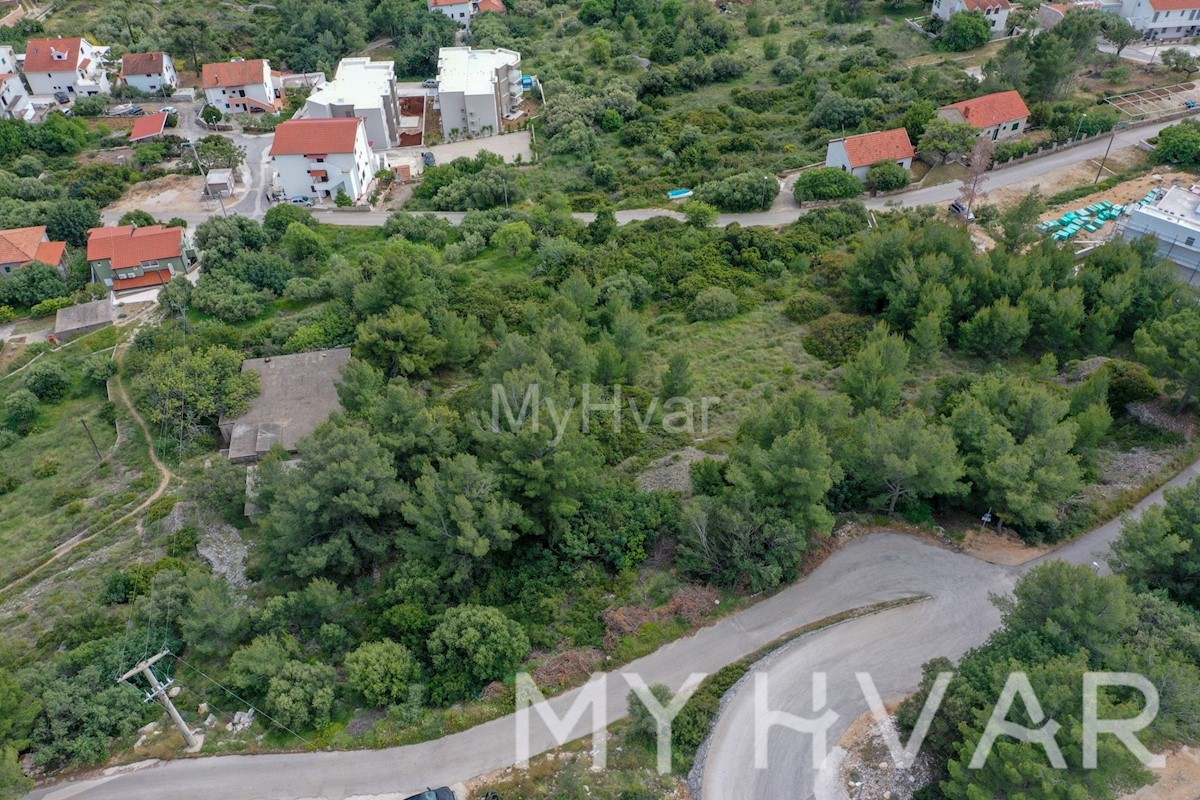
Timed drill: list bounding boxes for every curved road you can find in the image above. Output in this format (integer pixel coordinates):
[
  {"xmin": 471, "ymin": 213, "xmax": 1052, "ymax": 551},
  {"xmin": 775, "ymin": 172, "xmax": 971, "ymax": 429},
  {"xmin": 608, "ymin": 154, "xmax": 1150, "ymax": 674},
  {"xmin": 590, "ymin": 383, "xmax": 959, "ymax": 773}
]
[
  {"xmin": 25, "ymin": 455, "xmax": 1200, "ymax": 800},
  {"xmin": 701, "ymin": 455, "xmax": 1200, "ymax": 800}
]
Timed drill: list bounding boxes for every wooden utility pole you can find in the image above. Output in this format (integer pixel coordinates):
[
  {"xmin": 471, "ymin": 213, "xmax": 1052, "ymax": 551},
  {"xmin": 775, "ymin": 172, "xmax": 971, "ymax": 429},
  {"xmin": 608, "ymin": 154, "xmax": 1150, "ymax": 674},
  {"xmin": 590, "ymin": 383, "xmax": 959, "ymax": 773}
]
[
  {"xmin": 80, "ymin": 419, "xmax": 102, "ymax": 461},
  {"xmin": 119, "ymin": 650, "xmax": 203, "ymax": 752}
]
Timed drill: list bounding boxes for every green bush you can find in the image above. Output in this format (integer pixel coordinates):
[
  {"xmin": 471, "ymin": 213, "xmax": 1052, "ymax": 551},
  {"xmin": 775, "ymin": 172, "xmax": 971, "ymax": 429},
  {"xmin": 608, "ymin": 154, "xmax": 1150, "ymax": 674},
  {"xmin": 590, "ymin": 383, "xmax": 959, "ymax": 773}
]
[
  {"xmin": 0, "ymin": 430, "xmax": 18, "ymax": 450},
  {"xmin": 1099, "ymin": 359, "xmax": 1160, "ymax": 413},
  {"xmin": 865, "ymin": 161, "xmax": 910, "ymax": 192},
  {"xmin": 165, "ymin": 525, "xmax": 200, "ymax": 557},
  {"xmin": 0, "ymin": 473, "xmax": 19, "ymax": 495},
  {"xmin": 145, "ymin": 496, "xmax": 178, "ymax": 522},
  {"xmin": 29, "ymin": 296, "xmax": 73, "ymax": 318},
  {"xmin": 794, "ymin": 167, "xmax": 863, "ymax": 202},
  {"xmin": 687, "ymin": 287, "xmax": 739, "ymax": 322},
  {"xmin": 672, "ymin": 662, "xmax": 749, "ymax": 770},
  {"xmin": 802, "ymin": 312, "xmax": 874, "ymax": 365},
  {"xmin": 784, "ymin": 290, "xmax": 833, "ymax": 324},
  {"xmin": 31, "ymin": 458, "xmax": 59, "ymax": 479},
  {"xmin": 694, "ymin": 172, "xmax": 779, "ymax": 212},
  {"xmin": 23, "ymin": 361, "xmax": 70, "ymax": 402}
]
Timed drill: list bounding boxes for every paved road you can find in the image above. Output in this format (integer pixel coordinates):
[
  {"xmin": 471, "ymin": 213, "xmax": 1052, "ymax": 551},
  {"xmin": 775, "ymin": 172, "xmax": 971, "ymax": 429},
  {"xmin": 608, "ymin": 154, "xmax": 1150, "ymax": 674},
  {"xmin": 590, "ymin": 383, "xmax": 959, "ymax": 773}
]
[
  {"xmin": 102, "ymin": 110, "xmax": 1199, "ymax": 232},
  {"xmin": 25, "ymin": 455, "xmax": 1200, "ymax": 800},
  {"xmin": 701, "ymin": 455, "xmax": 1200, "ymax": 800}
]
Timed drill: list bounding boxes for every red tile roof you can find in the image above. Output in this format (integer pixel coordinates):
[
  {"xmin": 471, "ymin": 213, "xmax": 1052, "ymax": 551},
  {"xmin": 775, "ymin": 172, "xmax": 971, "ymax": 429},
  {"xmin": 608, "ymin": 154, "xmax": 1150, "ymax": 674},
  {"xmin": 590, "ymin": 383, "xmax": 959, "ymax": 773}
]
[
  {"xmin": 0, "ymin": 73, "xmax": 16, "ymax": 82},
  {"xmin": 129, "ymin": 111, "xmax": 168, "ymax": 142},
  {"xmin": 270, "ymin": 118, "xmax": 363, "ymax": 156},
  {"xmin": 940, "ymin": 90, "xmax": 1031, "ymax": 129},
  {"xmin": 121, "ymin": 52, "xmax": 166, "ymax": 77},
  {"xmin": 962, "ymin": 0, "xmax": 1011, "ymax": 9},
  {"xmin": 86, "ymin": 225, "xmax": 185, "ymax": 270},
  {"xmin": 478, "ymin": 0, "xmax": 507, "ymax": 11},
  {"xmin": 429, "ymin": 0, "xmax": 468, "ymax": 6},
  {"xmin": 202, "ymin": 59, "xmax": 269, "ymax": 89},
  {"xmin": 23, "ymin": 37, "xmax": 83, "ymax": 72},
  {"xmin": 113, "ymin": 269, "xmax": 173, "ymax": 291},
  {"xmin": 23, "ymin": 37, "xmax": 85, "ymax": 72},
  {"xmin": 1148, "ymin": 0, "xmax": 1200, "ymax": 8},
  {"xmin": 0, "ymin": 226, "xmax": 65, "ymax": 268},
  {"xmin": 837, "ymin": 127, "xmax": 915, "ymax": 169}
]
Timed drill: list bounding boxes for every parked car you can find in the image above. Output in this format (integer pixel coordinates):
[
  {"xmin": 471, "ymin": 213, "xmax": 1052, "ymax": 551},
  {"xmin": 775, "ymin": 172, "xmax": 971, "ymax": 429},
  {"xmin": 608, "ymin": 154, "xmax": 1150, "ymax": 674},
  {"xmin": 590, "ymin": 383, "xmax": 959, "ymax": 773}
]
[
  {"xmin": 948, "ymin": 201, "xmax": 975, "ymax": 222},
  {"xmin": 421, "ymin": 78, "xmax": 438, "ymax": 89},
  {"xmin": 421, "ymin": 151, "xmax": 436, "ymax": 167},
  {"xmin": 107, "ymin": 103, "xmax": 145, "ymax": 117},
  {"xmin": 402, "ymin": 789, "xmax": 455, "ymax": 800},
  {"xmin": 53, "ymin": 91, "xmax": 70, "ymax": 105},
  {"xmin": 160, "ymin": 106, "xmax": 179, "ymax": 117},
  {"xmin": 290, "ymin": 196, "xmax": 315, "ymax": 207}
]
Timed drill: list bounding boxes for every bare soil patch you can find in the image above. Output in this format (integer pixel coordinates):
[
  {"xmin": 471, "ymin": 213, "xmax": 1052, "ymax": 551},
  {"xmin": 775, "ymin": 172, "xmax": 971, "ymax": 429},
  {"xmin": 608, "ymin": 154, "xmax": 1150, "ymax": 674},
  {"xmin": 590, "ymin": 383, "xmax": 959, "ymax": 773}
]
[
  {"xmin": 987, "ymin": 148, "xmax": 1155, "ymax": 211},
  {"xmin": 838, "ymin": 704, "xmax": 938, "ymax": 800},
  {"xmin": 1119, "ymin": 745, "xmax": 1200, "ymax": 800}
]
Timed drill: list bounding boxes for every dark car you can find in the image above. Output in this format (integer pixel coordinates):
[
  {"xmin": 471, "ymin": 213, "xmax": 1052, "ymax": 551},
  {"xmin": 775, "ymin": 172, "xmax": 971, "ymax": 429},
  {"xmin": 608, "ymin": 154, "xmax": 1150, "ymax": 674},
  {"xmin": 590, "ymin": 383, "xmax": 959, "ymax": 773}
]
[
  {"xmin": 948, "ymin": 201, "xmax": 976, "ymax": 222},
  {"xmin": 53, "ymin": 91, "xmax": 70, "ymax": 105},
  {"xmin": 421, "ymin": 151, "xmax": 436, "ymax": 167},
  {"xmin": 402, "ymin": 789, "xmax": 455, "ymax": 800}
]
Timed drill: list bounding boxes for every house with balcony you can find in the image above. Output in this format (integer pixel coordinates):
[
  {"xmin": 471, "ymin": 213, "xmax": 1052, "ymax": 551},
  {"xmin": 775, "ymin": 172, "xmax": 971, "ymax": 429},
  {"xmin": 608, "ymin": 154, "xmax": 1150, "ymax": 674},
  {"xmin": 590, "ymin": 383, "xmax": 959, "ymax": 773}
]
[
  {"xmin": 825, "ymin": 128, "xmax": 916, "ymax": 180},
  {"xmin": 269, "ymin": 117, "xmax": 378, "ymax": 203},
  {"xmin": 0, "ymin": 45, "xmax": 31, "ymax": 120},
  {"xmin": 0, "ymin": 226, "xmax": 67, "ymax": 279},
  {"xmin": 429, "ymin": 0, "xmax": 476, "ymax": 26},
  {"xmin": 201, "ymin": 58, "xmax": 280, "ymax": 114},
  {"xmin": 21, "ymin": 37, "xmax": 110, "ymax": 97},
  {"xmin": 120, "ymin": 52, "xmax": 178, "ymax": 95},
  {"xmin": 86, "ymin": 224, "xmax": 196, "ymax": 293},
  {"xmin": 435, "ymin": 46, "xmax": 522, "ymax": 139},
  {"xmin": 1116, "ymin": 0, "xmax": 1200, "ymax": 39},
  {"xmin": 303, "ymin": 57, "xmax": 403, "ymax": 148},
  {"xmin": 937, "ymin": 90, "xmax": 1031, "ymax": 142}
]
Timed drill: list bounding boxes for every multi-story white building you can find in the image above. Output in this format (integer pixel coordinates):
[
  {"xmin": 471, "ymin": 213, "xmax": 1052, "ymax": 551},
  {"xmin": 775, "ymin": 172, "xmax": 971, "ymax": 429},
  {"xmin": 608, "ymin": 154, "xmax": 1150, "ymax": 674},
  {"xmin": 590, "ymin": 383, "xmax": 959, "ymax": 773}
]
[
  {"xmin": 435, "ymin": 46, "xmax": 522, "ymax": 139},
  {"xmin": 120, "ymin": 52, "xmax": 178, "ymax": 95},
  {"xmin": 201, "ymin": 58, "xmax": 279, "ymax": 114},
  {"xmin": 1117, "ymin": 0, "xmax": 1200, "ymax": 40},
  {"xmin": 21, "ymin": 37, "xmax": 110, "ymax": 97},
  {"xmin": 429, "ymin": 0, "xmax": 476, "ymax": 26},
  {"xmin": 931, "ymin": 0, "xmax": 1012, "ymax": 34},
  {"xmin": 303, "ymin": 58, "xmax": 402, "ymax": 148},
  {"xmin": 1119, "ymin": 185, "xmax": 1200, "ymax": 275},
  {"xmin": 0, "ymin": 46, "xmax": 32, "ymax": 120},
  {"xmin": 269, "ymin": 118, "xmax": 378, "ymax": 203}
]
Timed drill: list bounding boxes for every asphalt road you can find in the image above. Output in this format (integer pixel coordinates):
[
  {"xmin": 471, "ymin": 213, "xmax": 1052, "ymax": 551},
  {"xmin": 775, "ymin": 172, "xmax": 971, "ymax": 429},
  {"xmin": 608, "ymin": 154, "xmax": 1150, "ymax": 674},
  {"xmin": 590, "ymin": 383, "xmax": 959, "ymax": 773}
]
[
  {"xmin": 103, "ymin": 110, "xmax": 1199, "ymax": 232},
  {"xmin": 24, "ymin": 454, "xmax": 1200, "ymax": 800},
  {"xmin": 700, "ymin": 455, "xmax": 1200, "ymax": 800}
]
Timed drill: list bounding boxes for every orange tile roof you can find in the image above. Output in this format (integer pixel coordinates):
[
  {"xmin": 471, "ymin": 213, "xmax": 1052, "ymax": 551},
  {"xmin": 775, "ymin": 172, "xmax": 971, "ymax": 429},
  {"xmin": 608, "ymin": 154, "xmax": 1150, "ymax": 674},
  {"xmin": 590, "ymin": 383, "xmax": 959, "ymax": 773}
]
[
  {"xmin": 429, "ymin": 0, "xmax": 469, "ymax": 6},
  {"xmin": 0, "ymin": 73, "xmax": 16, "ymax": 82},
  {"xmin": 23, "ymin": 37, "xmax": 83, "ymax": 72},
  {"xmin": 202, "ymin": 59, "xmax": 269, "ymax": 89},
  {"xmin": 121, "ymin": 52, "xmax": 166, "ymax": 77},
  {"xmin": 962, "ymin": 0, "xmax": 1011, "ymax": 9},
  {"xmin": 940, "ymin": 90, "xmax": 1030, "ymax": 129},
  {"xmin": 1148, "ymin": 0, "xmax": 1200, "ymax": 8},
  {"xmin": 837, "ymin": 127, "xmax": 915, "ymax": 168},
  {"xmin": 270, "ymin": 118, "xmax": 362, "ymax": 156},
  {"xmin": 86, "ymin": 225, "xmax": 185, "ymax": 270},
  {"xmin": 478, "ymin": 0, "xmax": 507, "ymax": 11},
  {"xmin": 130, "ymin": 111, "xmax": 168, "ymax": 142},
  {"xmin": 0, "ymin": 226, "xmax": 65, "ymax": 268},
  {"xmin": 113, "ymin": 269, "xmax": 172, "ymax": 291}
]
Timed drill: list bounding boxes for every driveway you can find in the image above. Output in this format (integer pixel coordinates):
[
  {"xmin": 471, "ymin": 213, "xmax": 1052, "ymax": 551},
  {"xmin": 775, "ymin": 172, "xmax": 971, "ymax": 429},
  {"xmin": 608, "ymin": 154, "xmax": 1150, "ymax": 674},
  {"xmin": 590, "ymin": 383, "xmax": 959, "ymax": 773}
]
[
  {"xmin": 23, "ymin": 454, "xmax": 1200, "ymax": 800},
  {"xmin": 386, "ymin": 130, "xmax": 533, "ymax": 166}
]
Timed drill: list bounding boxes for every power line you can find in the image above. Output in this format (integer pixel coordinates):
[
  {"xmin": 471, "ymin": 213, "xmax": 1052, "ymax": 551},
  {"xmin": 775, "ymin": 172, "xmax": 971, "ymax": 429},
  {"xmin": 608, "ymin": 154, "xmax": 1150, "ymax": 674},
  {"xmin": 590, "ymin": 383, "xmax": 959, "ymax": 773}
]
[{"xmin": 168, "ymin": 652, "xmax": 314, "ymax": 745}]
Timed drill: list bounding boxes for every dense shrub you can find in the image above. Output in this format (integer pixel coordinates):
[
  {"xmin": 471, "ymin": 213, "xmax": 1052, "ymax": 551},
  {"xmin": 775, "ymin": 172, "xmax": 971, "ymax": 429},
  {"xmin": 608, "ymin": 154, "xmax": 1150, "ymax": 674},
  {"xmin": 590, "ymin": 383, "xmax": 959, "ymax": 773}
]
[
  {"xmin": 687, "ymin": 287, "xmax": 739, "ymax": 322},
  {"xmin": 24, "ymin": 361, "xmax": 70, "ymax": 402},
  {"xmin": 802, "ymin": 312, "xmax": 874, "ymax": 364},
  {"xmin": 694, "ymin": 172, "xmax": 779, "ymax": 212},
  {"xmin": 784, "ymin": 290, "xmax": 834, "ymax": 324},
  {"xmin": 1099, "ymin": 359, "xmax": 1160, "ymax": 413},
  {"xmin": 794, "ymin": 167, "xmax": 863, "ymax": 201}
]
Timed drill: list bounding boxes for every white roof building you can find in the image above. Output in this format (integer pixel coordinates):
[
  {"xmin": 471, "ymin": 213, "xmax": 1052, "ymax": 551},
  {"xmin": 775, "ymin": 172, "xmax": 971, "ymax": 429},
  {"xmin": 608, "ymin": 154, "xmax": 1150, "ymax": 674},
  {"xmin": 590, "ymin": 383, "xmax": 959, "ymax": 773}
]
[
  {"xmin": 435, "ymin": 46, "xmax": 522, "ymax": 139},
  {"xmin": 1119, "ymin": 185, "xmax": 1200, "ymax": 275},
  {"xmin": 303, "ymin": 58, "xmax": 402, "ymax": 149}
]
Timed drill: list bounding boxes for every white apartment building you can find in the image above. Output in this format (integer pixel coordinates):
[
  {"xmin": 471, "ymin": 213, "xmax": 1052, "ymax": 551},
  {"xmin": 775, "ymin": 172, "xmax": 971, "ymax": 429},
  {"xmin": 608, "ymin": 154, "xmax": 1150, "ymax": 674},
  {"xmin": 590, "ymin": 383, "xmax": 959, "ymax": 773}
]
[
  {"xmin": 0, "ymin": 46, "xmax": 32, "ymax": 120},
  {"xmin": 303, "ymin": 58, "xmax": 402, "ymax": 148},
  {"xmin": 435, "ymin": 46, "xmax": 522, "ymax": 139},
  {"xmin": 429, "ymin": 0, "xmax": 476, "ymax": 26},
  {"xmin": 202, "ymin": 58, "xmax": 279, "ymax": 114},
  {"xmin": 21, "ymin": 37, "xmax": 111, "ymax": 97},
  {"xmin": 1118, "ymin": 0, "xmax": 1200, "ymax": 39},
  {"xmin": 269, "ymin": 118, "xmax": 379, "ymax": 203},
  {"xmin": 120, "ymin": 52, "xmax": 178, "ymax": 95},
  {"xmin": 931, "ymin": 0, "xmax": 1012, "ymax": 34},
  {"xmin": 1119, "ymin": 185, "xmax": 1200, "ymax": 275}
]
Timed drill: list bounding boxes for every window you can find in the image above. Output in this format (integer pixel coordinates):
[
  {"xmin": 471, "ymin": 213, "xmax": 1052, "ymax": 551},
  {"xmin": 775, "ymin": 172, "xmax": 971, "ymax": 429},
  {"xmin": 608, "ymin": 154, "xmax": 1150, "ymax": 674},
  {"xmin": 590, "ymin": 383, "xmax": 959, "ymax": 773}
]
[
  {"xmin": 1012, "ymin": 122, "xmax": 1020, "ymax": 130},
  {"xmin": 1154, "ymin": 11, "xmax": 1160, "ymax": 20},
  {"xmin": 143, "ymin": 260, "xmax": 159, "ymax": 269},
  {"xmin": 1188, "ymin": 237, "xmax": 1196, "ymax": 246}
]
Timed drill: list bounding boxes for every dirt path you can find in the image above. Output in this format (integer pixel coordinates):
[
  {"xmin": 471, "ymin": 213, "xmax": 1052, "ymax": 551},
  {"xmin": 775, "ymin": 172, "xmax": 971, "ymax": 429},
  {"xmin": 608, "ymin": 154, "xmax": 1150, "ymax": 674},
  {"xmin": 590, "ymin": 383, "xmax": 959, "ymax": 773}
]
[{"xmin": 0, "ymin": 332, "xmax": 178, "ymax": 598}]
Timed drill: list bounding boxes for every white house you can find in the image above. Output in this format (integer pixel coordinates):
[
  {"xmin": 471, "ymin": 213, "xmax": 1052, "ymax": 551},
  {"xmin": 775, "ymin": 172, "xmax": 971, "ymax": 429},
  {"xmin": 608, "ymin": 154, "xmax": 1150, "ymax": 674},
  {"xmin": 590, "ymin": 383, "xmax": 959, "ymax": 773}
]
[
  {"xmin": 303, "ymin": 58, "xmax": 402, "ymax": 148},
  {"xmin": 937, "ymin": 90, "xmax": 1031, "ymax": 142},
  {"xmin": 1119, "ymin": 185, "xmax": 1200, "ymax": 275},
  {"xmin": 0, "ymin": 46, "xmax": 32, "ymax": 121},
  {"xmin": 21, "ymin": 37, "xmax": 110, "ymax": 97},
  {"xmin": 436, "ymin": 46, "xmax": 522, "ymax": 139},
  {"xmin": 429, "ymin": 0, "xmax": 476, "ymax": 26},
  {"xmin": 825, "ymin": 128, "xmax": 915, "ymax": 180},
  {"xmin": 931, "ymin": 0, "xmax": 1012, "ymax": 34},
  {"xmin": 1118, "ymin": 0, "xmax": 1200, "ymax": 39},
  {"xmin": 120, "ymin": 52, "xmax": 178, "ymax": 95},
  {"xmin": 269, "ymin": 117, "xmax": 378, "ymax": 203},
  {"xmin": 201, "ymin": 58, "xmax": 279, "ymax": 114}
]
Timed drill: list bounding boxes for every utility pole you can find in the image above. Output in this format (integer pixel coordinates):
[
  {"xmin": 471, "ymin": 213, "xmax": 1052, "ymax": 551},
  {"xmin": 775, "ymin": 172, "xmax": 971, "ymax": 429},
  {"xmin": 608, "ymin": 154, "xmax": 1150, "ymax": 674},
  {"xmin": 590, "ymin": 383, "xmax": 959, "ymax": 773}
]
[
  {"xmin": 187, "ymin": 139, "xmax": 228, "ymax": 217},
  {"xmin": 1094, "ymin": 129, "xmax": 1118, "ymax": 185},
  {"xmin": 119, "ymin": 650, "xmax": 203, "ymax": 752},
  {"xmin": 80, "ymin": 419, "xmax": 102, "ymax": 461}
]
